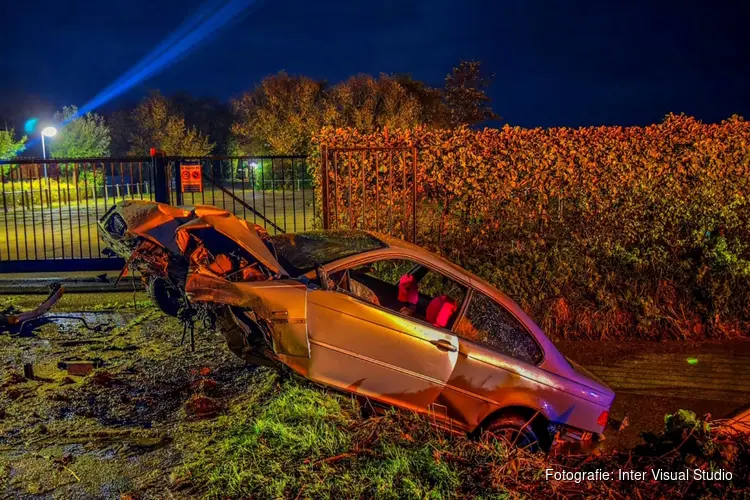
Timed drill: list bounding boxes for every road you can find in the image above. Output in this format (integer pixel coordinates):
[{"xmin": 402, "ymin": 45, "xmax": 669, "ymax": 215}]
[{"xmin": 557, "ymin": 339, "xmax": 750, "ymax": 448}]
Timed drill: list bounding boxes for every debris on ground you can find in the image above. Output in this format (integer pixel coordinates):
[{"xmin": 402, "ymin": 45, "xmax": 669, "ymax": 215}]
[
  {"xmin": 184, "ymin": 394, "xmax": 223, "ymax": 419},
  {"xmin": 0, "ymin": 283, "xmax": 64, "ymax": 332},
  {"xmin": 57, "ymin": 359, "xmax": 105, "ymax": 377}
]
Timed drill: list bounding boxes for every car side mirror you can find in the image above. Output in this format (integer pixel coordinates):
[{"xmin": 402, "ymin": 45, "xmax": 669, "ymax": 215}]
[{"xmin": 316, "ymin": 264, "xmax": 333, "ymax": 291}]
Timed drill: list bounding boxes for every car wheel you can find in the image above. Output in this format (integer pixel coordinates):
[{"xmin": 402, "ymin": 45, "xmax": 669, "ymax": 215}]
[
  {"xmin": 216, "ymin": 307, "xmax": 279, "ymax": 368},
  {"xmin": 147, "ymin": 277, "xmax": 184, "ymax": 317},
  {"xmin": 483, "ymin": 413, "xmax": 543, "ymax": 451}
]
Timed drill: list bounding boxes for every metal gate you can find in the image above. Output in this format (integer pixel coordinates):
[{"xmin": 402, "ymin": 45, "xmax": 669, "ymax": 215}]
[
  {"xmin": 0, "ymin": 158, "xmax": 153, "ymax": 272},
  {"xmin": 0, "ymin": 155, "xmax": 317, "ymax": 273},
  {"xmin": 320, "ymin": 146, "xmax": 419, "ymax": 243},
  {"xmin": 164, "ymin": 155, "xmax": 315, "ymax": 236}
]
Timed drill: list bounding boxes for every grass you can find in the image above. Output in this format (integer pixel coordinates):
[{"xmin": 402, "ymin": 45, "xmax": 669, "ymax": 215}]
[{"xmin": 177, "ymin": 369, "xmax": 472, "ymax": 499}]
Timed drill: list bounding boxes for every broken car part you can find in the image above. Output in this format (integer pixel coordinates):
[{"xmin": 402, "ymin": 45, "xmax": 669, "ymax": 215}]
[{"xmin": 0, "ymin": 284, "xmax": 65, "ymax": 334}]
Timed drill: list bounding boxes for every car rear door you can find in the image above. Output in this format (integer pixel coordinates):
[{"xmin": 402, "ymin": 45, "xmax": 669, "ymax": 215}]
[
  {"xmin": 437, "ymin": 289, "xmax": 548, "ymax": 431},
  {"xmin": 304, "ymin": 285, "xmax": 460, "ymax": 415}
]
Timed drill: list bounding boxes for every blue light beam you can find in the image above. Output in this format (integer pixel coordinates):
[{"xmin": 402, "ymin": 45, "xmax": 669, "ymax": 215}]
[
  {"xmin": 23, "ymin": 0, "xmax": 260, "ymax": 152},
  {"xmin": 76, "ymin": 0, "xmax": 260, "ymax": 119}
]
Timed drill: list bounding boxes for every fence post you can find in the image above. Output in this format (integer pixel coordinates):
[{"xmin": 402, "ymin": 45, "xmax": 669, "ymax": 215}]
[
  {"xmin": 321, "ymin": 145, "xmax": 330, "ymax": 230},
  {"xmin": 174, "ymin": 159, "xmax": 183, "ymax": 206},
  {"xmin": 152, "ymin": 152, "xmax": 169, "ymax": 204}
]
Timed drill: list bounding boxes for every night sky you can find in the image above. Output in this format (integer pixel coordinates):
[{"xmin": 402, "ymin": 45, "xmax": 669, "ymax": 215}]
[{"xmin": 1, "ymin": 0, "xmax": 749, "ymax": 129}]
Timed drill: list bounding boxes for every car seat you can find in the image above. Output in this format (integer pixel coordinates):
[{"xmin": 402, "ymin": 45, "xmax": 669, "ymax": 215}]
[
  {"xmin": 398, "ymin": 274, "xmax": 419, "ymax": 305},
  {"xmin": 426, "ymin": 295, "xmax": 457, "ymax": 328}
]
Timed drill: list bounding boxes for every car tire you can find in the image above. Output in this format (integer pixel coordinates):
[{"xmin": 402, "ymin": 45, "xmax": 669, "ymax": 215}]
[
  {"xmin": 216, "ymin": 307, "xmax": 279, "ymax": 368},
  {"xmin": 147, "ymin": 277, "xmax": 185, "ymax": 317},
  {"xmin": 483, "ymin": 413, "xmax": 544, "ymax": 451}
]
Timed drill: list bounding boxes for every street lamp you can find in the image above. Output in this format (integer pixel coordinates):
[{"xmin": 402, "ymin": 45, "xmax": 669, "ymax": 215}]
[{"xmin": 41, "ymin": 126, "xmax": 57, "ymax": 178}]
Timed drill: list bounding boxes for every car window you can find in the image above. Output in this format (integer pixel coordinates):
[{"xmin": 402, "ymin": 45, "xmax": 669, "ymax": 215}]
[
  {"xmin": 358, "ymin": 259, "xmax": 414, "ymax": 285},
  {"xmin": 269, "ymin": 231, "xmax": 386, "ymax": 276},
  {"xmin": 332, "ymin": 258, "xmax": 467, "ymax": 330},
  {"xmin": 454, "ymin": 292, "xmax": 542, "ymax": 365}
]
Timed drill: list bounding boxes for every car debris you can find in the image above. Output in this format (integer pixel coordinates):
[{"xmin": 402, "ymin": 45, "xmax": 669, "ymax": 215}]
[
  {"xmin": 57, "ymin": 359, "xmax": 105, "ymax": 377},
  {"xmin": 721, "ymin": 404, "xmax": 750, "ymax": 438},
  {"xmin": 99, "ymin": 200, "xmax": 616, "ymax": 451},
  {"xmin": 0, "ymin": 283, "xmax": 65, "ymax": 333}
]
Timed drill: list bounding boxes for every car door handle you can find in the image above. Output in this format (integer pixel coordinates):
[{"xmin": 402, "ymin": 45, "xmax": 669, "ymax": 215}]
[{"xmin": 430, "ymin": 339, "xmax": 457, "ymax": 352}]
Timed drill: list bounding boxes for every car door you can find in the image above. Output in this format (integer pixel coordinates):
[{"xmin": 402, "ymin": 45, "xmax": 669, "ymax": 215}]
[
  {"xmin": 304, "ymin": 259, "xmax": 460, "ymax": 414},
  {"xmin": 436, "ymin": 289, "xmax": 547, "ymax": 431}
]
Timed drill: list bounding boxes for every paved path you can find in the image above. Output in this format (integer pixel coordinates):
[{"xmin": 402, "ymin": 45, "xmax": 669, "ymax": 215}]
[{"xmin": 557, "ymin": 339, "xmax": 750, "ymax": 448}]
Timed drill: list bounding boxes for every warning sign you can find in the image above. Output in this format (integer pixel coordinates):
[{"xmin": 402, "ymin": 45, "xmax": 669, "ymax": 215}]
[{"xmin": 180, "ymin": 163, "xmax": 203, "ymax": 193}]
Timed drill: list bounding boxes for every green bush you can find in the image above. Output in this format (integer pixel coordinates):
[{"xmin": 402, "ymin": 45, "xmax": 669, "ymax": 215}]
[
  {"xmin": 0, "ymin": 178, "xmax": 105, "ymax": 208},
  {"xmin": 313, "ymin": 114, "xmax": 750, "ymax": 340}
]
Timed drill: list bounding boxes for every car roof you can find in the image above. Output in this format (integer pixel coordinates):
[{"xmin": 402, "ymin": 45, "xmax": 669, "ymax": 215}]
[{"xmin": 365, "ymin": 231, "xmax": 489, "ymax": 285}]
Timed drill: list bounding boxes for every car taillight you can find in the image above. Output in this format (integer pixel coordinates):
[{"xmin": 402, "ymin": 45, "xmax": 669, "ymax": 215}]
[{"xmin": 597, "ymin": 410, "xmax": 609, "ymax": 427}]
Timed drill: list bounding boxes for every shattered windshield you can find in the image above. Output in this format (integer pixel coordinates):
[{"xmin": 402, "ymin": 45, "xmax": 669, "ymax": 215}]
[{"xmin": 269, "ymin": 231, "xmax": 387, "ymax": 276}]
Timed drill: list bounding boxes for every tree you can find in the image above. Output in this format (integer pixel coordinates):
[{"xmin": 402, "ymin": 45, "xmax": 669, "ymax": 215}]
[
  {"xmin": 107, "ymin": 108, "xmax": 135, "ymax": 157},
  {"xmin": 129, "ymin": 91, "xmax": 214, "ymax": 156},
  {"xmin": 0, "ymin": 128, "xmax": 26, "ymax": 160},
  {"xmin": 232, "ymin": 72, "xmax": 326, "ymax": 155},
  {"xmin": 171, "ymin": 93, "xmax": 233, "ymax": 154},
  {"xmin": 444, "ymin": 60, "xmax": 498, "ymax": 126},
  {"xmin": 49, "ymin": 106, "xmax": 111, "ymax": 158},
  {"xmin": 326, "ymin": 74, "xmax": 422, "ymax": 132},
  {"xmin": 395, "ymin": 74, "xmax": 450, "ymax": 128},
  {"xmin": 0, "ymin": 129, "xmax": 27, "ymax": 177}
]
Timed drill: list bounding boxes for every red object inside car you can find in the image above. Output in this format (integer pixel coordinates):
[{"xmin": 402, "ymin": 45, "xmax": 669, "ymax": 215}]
[
  {"xmin": 398, "ymin": 274, "xmax": 418, "ymax": 305},
  {"xmin": 426, "ymin": 295, "xmax": 457, "ymax": 328}
]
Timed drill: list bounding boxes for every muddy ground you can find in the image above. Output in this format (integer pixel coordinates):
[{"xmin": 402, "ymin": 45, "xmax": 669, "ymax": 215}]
[
  {"xmin": 1, "ymin": 291, "xmax": 748, "ymax": 499},
  {"xmin": 0, "ymin": 292, "xmax": 255, "ymax": 499}
]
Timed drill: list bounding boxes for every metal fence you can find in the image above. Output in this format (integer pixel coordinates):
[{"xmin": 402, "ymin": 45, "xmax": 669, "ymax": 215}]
[
  {"xmin": 0, "ymin": 155, "xmax": 317, "ymax": 273},
  {"xmin": 320, "ymin": 146, "xmax": 419, "ymax": 243},
  {"xmin": 166, "ymin": 156, "xmax": 316, "ymax": 235}
]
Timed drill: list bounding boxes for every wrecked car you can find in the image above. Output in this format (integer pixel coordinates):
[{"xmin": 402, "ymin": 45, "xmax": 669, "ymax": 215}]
[{"xmin": 99, "ymin": 200, "xmax": 615, "ymax": 449}]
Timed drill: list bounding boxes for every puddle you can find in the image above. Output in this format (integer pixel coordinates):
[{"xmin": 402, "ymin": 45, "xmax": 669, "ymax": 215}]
[{"xmin": 15, "ymin": 311, "xmax": 137, "ymax": 336}]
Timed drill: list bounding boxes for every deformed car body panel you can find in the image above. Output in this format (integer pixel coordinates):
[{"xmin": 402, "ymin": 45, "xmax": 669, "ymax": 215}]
[
  {"xmin": 185, "ymin": 206, "xmax": 285, "ymax": 275},
  {"xmin": 185, "ymin": 267, "xmax": 310, "ymax": 372},
  {"xmin": 99, "ymin": 200, "xmax": 283, "ymax": 277}
]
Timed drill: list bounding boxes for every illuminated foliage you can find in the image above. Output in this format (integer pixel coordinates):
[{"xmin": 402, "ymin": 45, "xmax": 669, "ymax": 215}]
[
  {"xmin": 0, "ymin": 128, "xmax": 26, "ymax": 160},
  {"xmin": 0, "ymin": 129, "xmax": 27, "ymax": 177},
  {"xmin": 314, "ymin": 114, "xmax": 750, "ymax": 339},
  {"xmin": 444, "ymin": 60, "xmax": 498, "ymax": 126},
  {"xmin": 129, "ymin": 91, "xmax": 214, "ymax": 156},
  {"xmin": 232, "ymin": 72, "xmax": 327, "ymax": 155},
  {"xmin": 231, "ymin": 64, "xmax": 498, "ymax": 155},
  {"xmin": 49, "ymin": 105, "xmax": 111, "ymax": 159},
  {"xmin": 326, "ymin": 74, "xmax": 423, "ymax": 133}
]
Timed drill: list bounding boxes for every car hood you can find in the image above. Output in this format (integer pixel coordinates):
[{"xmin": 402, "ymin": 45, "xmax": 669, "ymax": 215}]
[
  {"xmin": 101, "ymin": 200, "xmax": 286, "ymax": 276},
  {"xmin": 183, "ymin": 205, "xmax": 286, "ymax": 275}
]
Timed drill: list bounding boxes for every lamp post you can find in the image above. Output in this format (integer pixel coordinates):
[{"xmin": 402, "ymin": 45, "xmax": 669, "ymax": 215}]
[{"xmin": 41, "ymin": 126, "xmax": 57, "ymax": 178}]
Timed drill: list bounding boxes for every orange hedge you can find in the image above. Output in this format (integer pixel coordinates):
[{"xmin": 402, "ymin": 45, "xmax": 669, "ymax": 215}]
[{"xmin": 313, "ymin": 114, "xmax": 750, "ymax": 340}]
